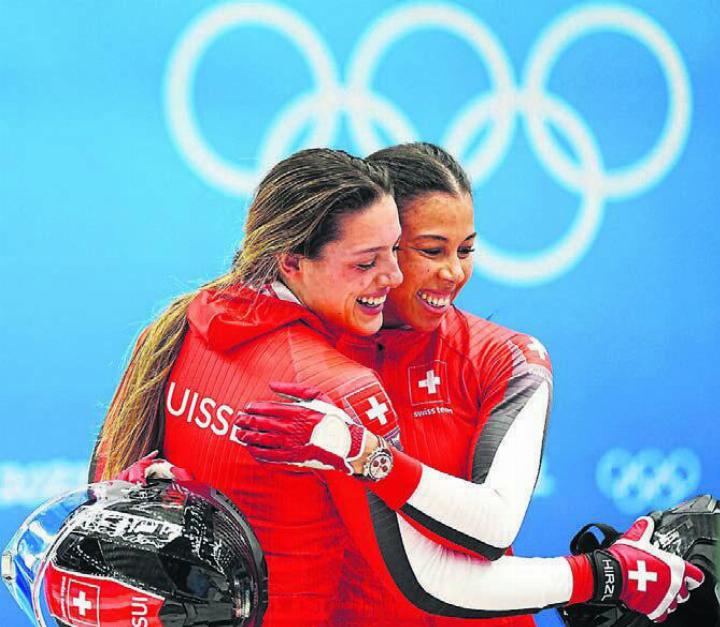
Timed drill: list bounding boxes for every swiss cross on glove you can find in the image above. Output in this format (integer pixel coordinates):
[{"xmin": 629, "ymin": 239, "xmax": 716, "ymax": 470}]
[
  {"xmin": 235, "ymin": 382, "xmax": 370, "ymax": 475},
  {"xmin": 576, "ymin": 516, "xmax": 705, "ymax": 622}
]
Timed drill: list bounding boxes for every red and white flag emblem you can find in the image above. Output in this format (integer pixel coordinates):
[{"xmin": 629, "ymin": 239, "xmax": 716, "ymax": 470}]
[
  {"xmin": 44, "ymin": 563, "xmax": 165, "ymax": 626},
  {"xmin": 342, "ymin": 383, "xmax": 398, "ymax": 440},
  {"xmin": 67, "ymin": 580, "xmax": 100, "ymax": 626},
  {"xmin": 517, "ymin": 336, "xmax": 550, "ymax": 367},
  {"xmin": 409, "ymin": 361, "xmax": 449, "ymax": 406}
]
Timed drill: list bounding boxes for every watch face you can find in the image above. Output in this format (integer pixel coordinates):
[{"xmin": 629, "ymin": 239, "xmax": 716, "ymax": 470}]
[{"xmin": 367, "ymin": 450, "xmax": 393, "ymax": 481}]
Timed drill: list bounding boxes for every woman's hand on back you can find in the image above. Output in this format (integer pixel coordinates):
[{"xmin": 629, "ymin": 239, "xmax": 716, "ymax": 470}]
[{"xmin": 236, "ymin": 382, "xmax": 379, "ymax": 475}]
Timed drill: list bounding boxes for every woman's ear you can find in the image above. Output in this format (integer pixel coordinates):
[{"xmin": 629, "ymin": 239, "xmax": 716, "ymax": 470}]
[{"xmin": 277, "ymin": 253, "xmax": 302, "ymax": 280}]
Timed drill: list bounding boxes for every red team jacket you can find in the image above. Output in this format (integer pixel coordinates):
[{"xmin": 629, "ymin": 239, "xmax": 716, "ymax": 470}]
[
  {"xmin": 96, "ymin": 286, "xmax": 556, "ymax": 625},
  {"xmin": 161, "ymin": 286, "xmax": 403, "ymax": 625},
  {"xmin": 329, "ymin": 308, "xmax": 553, "ymax": 626}
]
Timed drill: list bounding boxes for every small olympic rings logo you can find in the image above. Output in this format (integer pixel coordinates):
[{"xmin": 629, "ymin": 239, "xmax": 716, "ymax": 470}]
[
  {"xmin": 164, "ymin": 2, "xmax": 691, "ymax": 285},
  {"xmin": 596, "ymin": 448, "xmax": 701, "ymax": 515}
]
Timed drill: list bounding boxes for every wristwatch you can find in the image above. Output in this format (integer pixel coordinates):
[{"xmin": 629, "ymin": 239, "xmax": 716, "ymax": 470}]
[{"xmin": 362, "ymin": 436, "xmax": 394, "ymax": 481}]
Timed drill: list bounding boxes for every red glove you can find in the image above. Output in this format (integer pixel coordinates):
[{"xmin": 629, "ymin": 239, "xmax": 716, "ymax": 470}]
[
  {"xmin": 113, "ymin": 451, "xmax": 194, "ymax": 484},
  {"xmin": 236, "ymin": 382, "xmax": 369, "ymax": 475},
  {"xmin": 568, "ymin": 516, "xmax": 704, "ymax": 622}
]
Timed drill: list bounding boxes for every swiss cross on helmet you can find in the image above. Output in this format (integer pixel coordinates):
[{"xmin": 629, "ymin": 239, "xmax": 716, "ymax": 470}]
[
  {"xmin": 558, "ymin": 494, "xmax": 720, "ymax": 627},
  {"xmin": 2, "ymin": 479, "xmax": 267, "ymax": 627}
]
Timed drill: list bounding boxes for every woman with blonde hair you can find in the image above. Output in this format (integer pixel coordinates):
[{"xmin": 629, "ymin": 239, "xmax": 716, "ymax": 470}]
[{"xmin": 92, "ymin": 147, "xmax": 405, "ymax": 624}]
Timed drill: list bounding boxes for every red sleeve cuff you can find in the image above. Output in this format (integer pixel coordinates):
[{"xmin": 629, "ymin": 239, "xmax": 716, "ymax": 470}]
[
  {"xmin": 365, "ymin": 447, "xmax": 422, "ymax": 510},
  {"xmin": 565, "ymin": 554, "xmax": 594, "ymax": 605}
]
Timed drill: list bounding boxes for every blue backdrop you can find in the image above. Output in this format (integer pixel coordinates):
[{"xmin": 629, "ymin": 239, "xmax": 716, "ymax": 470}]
[{"xmin": 2, "ymin": 1, "xmax": 718, "ymax": 625}]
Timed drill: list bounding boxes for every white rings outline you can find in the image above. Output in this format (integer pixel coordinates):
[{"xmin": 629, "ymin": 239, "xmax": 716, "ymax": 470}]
[
  {"xmin": 164, "ymin": 2, "xmax": 342, "ymax": 197},
  {"xmin": 164, "ymin": 2, "xmax": 692, "ymax": 285},
  {"xmin": 596, "ymin": 448, "xmax": 701, "ymax": 515},
  {"xmin": 523, "ymin": 3, "xmax": 692, "ymax": 201}
]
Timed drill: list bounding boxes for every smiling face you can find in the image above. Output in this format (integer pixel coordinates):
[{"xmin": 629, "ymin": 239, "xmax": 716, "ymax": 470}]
[
  {"xmin": 282, "ymin": 193, "xmax": 403, "ymax": 336},
  {"xmin": 383, "ymin": 192, "xmax": 475, "ymax": 332}
]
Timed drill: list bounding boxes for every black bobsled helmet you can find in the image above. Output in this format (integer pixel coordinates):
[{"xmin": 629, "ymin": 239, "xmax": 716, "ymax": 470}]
[
  {"xmin": 2, "ymin": 479, "xmax": 267, "ymax": 627},
  {"xmin": 558, "ymin": 494, "xmax": 720, "ymax": 627}
]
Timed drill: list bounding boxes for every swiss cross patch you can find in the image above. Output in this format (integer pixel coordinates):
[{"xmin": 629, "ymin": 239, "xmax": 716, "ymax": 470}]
[
  {"xmin": 66, "ymin": 579, "xmax": 100, "ymax": 626},
  {"xmin": 628, "ymin": 559, "xmax": 658, "ymax": 592},
  {"xmin": 44, "ymin": 562, "xmax": 165, "ymax": 627},
  {"xmin": 409, "ymin": 361, "xmax": 450, "ymax": 406},
  {"xmin": 342, "ymin": 383, "xmax": 398, "ymax": 441},
  {"xmin": 516, "ymin": 336, "xmax": 550, "ymax": 367}
]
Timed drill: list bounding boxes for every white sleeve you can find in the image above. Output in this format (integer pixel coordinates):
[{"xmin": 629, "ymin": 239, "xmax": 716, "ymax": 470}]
[
  {"xmin": 399, "ymin": 517, "xmax": 572, "ymax": 612},
  {"xmin": 363, "ymin": 492, "xmax": 574, "ymax": 618},
  {"xmin": 397, "ymin": 345, "xmax": 552, "ymax": 558}
]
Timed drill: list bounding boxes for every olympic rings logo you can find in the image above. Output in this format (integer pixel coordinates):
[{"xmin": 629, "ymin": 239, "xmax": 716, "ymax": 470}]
[
  {"xmin": 164, "ymin": 2, "xmax": 691, "ymax": 285},
  {"xmin": 596, "ymin": 448, "xmax": 701, "ymax": 515}
]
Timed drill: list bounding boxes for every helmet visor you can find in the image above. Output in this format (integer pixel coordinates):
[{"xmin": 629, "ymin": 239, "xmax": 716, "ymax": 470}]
[{"xmin": 2, "ymin": 486, "xmax": 93, "ymax": 627}]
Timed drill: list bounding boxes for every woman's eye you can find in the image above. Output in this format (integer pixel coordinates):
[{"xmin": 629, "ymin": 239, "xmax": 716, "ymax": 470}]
[
  {"xmin": 458, "ymin": 247, "xmax": 476, "ymax": 258},
  {"xmin": 392, "ymin": 244, "xmax": 400, "ymax": 255},
  {"xmin": 418, "ymin": 248, "xmax": 442, "ymax": 256},
  {"xmin": 357, "ymin": 259, "xmax": 377, "ymax": 270}
]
